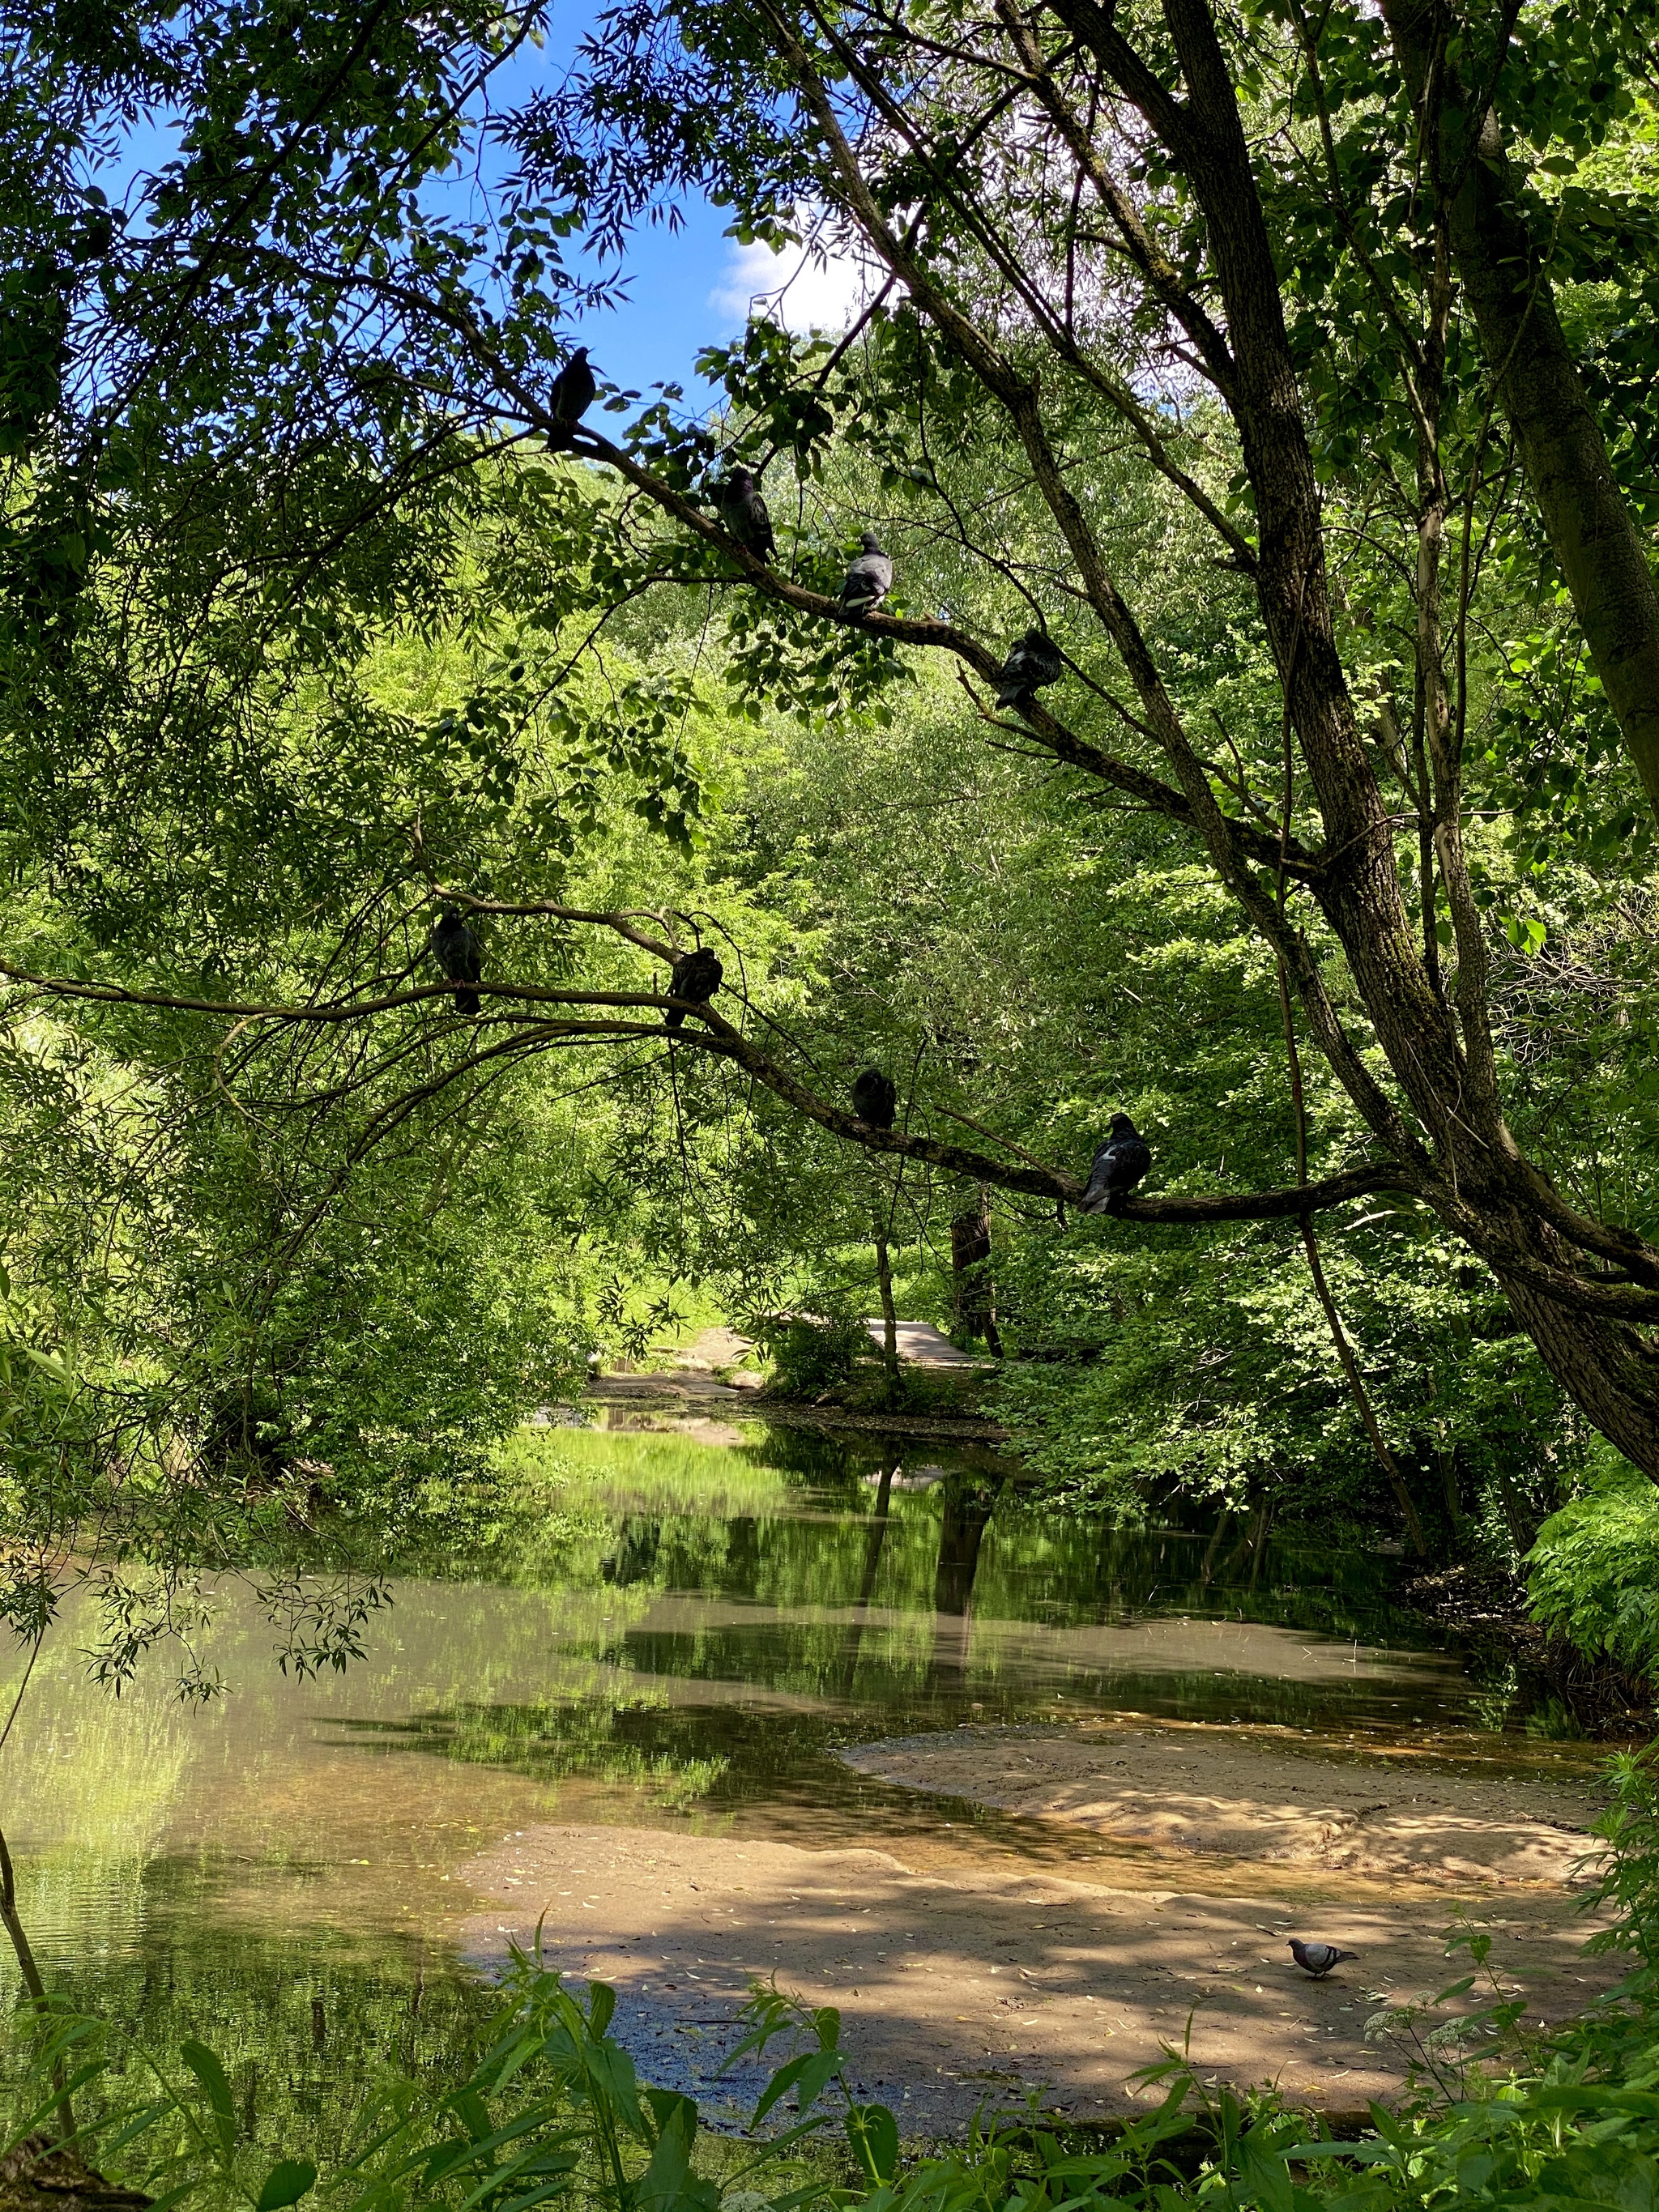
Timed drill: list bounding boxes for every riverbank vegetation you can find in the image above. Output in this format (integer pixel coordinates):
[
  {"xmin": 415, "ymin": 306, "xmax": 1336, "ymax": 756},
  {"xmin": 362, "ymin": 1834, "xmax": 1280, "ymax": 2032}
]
[
  {"xmin": 6, "ymin": 0, "xmax": 1659, "ymax": 2175},
  {"xmin": 11, "ymin": 0, "xmax": 1659, "ymax": 1628}
]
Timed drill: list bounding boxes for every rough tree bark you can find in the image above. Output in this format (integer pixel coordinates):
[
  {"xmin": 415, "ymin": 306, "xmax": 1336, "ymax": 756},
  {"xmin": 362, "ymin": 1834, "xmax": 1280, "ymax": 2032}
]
[{"xmin": 1380, "ymin": 0, "xmax": 1659, "ymax": 823}]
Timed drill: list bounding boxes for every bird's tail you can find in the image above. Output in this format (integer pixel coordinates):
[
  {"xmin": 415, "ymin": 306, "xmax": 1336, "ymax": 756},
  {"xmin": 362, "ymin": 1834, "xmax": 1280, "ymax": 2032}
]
[
  {"xmin": 996, "ymin": 682, "xmax": 1024, "ymax": 710},
  {"xmin": 455, "ymin": 988, "xmax": 480, "ymax": 1016},
  {"xmin": 664, "ymin": 1008, "xmax": 685, "ymax": 1029}
]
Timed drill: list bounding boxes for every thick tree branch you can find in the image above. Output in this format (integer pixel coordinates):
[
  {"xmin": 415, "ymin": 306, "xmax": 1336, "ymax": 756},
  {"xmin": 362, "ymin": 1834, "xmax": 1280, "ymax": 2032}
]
[{"xmin": 0, "ymin": 956, "xmax": 1429, "ymax": 1225}]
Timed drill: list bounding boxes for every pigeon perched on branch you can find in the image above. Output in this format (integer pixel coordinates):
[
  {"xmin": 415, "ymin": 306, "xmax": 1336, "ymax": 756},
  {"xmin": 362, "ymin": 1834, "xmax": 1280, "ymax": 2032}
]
[
  {"xmin": 852, "ymin": 1068, "xmax": 898, "ymax": 1130},
  {"xmin": 838, "ymin": 531, "xmax": 892, "ymax": 616},
  {"xmin": 430, "ymin": 909, "xmax": 484, "ymax": 1017},
  {"xmin": 665, "ymin": 946, "xmax": 723, "ymax": 1028},
  {"xmin": 1289, "ymin": 1940, "xmax": 1358, "ymax": 1980},
  {"xmin": 1080, "ymin": 1113, "xmax": 1151, "ymax": 1213},
  {"xmin": 996, "ymin": 629, "xmax": 1066, "ymax": 712},
  {"xmin": 718, "ymin": 467, "xmax": 775, "ymax": 561},
  {"xmin": 548, "ymin": 346, "xmax": 596, "ymax": 439}
]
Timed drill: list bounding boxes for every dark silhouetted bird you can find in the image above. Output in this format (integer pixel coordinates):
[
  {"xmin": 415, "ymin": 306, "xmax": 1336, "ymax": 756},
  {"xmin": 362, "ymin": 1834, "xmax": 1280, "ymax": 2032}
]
[
  {"xmin": 1289, "ymin": 1940, "xmax": 1359, "ymax": 1979},
  {"xmin": 996, "ymin": 629, "xmax": 1066, "ymax": 711},
  {"xmin": 1080, "ymin": 1113, "xmax": 1152, "ymax": 1213},
  {"xmin": 718, "ymin": 467, "xmax": 775, "ymax": 561},
  {"xmin": 431, "ymin": 909, "xmax": 483, "ymax": 1017},
  {"xmin": 665, "ymin": 946, "xmax": 723, "ymax": 1028},
  {"xmin": 852, "ymin": 1068, "xmax": 897, "ymax": 1130},
  {"xmin": 839, "ymin": 531, "xmax": 892, "ymax": 615},
  {"xmin": 548, "ymin": 346, "xmax": 596, "ymax": 437}
]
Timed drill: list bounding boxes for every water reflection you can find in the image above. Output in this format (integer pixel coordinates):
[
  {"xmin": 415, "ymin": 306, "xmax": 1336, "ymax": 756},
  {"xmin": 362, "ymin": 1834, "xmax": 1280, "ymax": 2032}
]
[{"xmin": 0, "ymin": 1413, "xmax": 1601, "ymax": 2139}]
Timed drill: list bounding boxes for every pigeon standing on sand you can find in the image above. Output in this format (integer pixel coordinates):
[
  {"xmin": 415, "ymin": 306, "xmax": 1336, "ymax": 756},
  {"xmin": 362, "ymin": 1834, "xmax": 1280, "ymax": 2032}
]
[
  {"xmin": 839, "ymin": 531, "xmax": 892, "ymax": 616},
  {"xmin": 852, "ymin": 1068, "xmax": 897, "ymax": 1130},
  {"xmin": 664, "ymin": 946, "xmax": 723, "ymax": 1028},
  {"xmin": 430, "ymin": 909, "xmax": 484, "ymax": 1017},
  {"xmin": 1289, "ymin": 1940, "xmax": 1359, "ymax": 1979},
  {"xmin": 718, "ymin": 467, "xmax": 775, "ymax": 562},
  {"xmin": 548, "ymin": 345, "xmax": 596, "ymax": 438},
  {"xmin": 1080, "ymin": 1113, "xmax": 1152, "ymax": 1213},
  {"xmin": 996, "ymin": 629, "xmax": 1066, "ymax": 712}
]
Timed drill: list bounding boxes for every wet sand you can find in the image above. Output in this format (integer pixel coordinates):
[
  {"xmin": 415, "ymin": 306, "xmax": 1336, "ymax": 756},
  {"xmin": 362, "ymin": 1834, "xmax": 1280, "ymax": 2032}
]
[
  {"xmin": 839, "ymin": 1724, "xmax": 1609, "ymax": 1888},
  {"xmin": 461, "ymin": 1725, "xmax": 1620, "ymax": 2133}
]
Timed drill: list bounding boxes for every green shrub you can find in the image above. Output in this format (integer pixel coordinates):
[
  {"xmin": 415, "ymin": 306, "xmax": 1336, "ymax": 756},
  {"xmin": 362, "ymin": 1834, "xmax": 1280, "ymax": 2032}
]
[
  {"xmin": 748, "ymin": 1314, "xmax": 871, "ymax": 1396},
  {"xmin": 1528, "ymin": 1468, "xmax": 1659, "ymax": 1679}
]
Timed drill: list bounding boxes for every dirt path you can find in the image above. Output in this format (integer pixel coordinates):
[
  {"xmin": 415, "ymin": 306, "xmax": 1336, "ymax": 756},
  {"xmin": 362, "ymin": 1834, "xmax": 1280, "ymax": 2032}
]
[
  {"xmin": 461, "ymin": 1729, "xmax": 1619, "ymax": 2133},
  {"xmin": 863, "ymin": 1320, "xmax": 990, "ymax": 1369}
]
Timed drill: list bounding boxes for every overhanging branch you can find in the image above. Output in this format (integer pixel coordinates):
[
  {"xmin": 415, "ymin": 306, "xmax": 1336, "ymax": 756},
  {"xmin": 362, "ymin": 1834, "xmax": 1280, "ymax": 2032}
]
[{"xmin": 2, "ymin": 955, "xmax": 1422, "ymax": 1225}]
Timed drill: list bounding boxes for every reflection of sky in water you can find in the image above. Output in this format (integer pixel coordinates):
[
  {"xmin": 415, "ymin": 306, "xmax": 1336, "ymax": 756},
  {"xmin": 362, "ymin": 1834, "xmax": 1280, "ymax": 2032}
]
[{"xmin": 0, "ymin": 1417, "xmax": 1602, "ymax": 2131}]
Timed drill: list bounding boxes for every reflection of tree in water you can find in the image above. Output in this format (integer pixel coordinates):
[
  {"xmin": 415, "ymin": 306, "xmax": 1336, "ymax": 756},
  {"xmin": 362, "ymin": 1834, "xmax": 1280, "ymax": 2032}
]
[
  {"xmin": 835, "ymin": 1465, "xmax": 896, "ymax": 1696},
  {"xmin": 603, "ymin": 1520, "xmax": 661, "ymax": 1587},
  {"xmin": 724, "ymin": 1515, "xmax": 761, "ymax": 1596},
  {"xmin": 929, "ymin": 1473, "xmax": 1004, "ymax": 1687}
]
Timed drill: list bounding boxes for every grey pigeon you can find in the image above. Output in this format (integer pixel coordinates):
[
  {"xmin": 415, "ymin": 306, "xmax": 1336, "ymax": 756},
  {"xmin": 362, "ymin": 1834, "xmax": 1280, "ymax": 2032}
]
[
  {"xmin": 548, "ymin": 345, "xmax": 596, "ymax": 438},
  {"xmin": 1079, "ymin": 1112, "xmax": 1151, "ymax": 1214},
  {"xmin": 430, "ymin": 909, "xmax": 483, "ymax": 1017},
  {"xmin": 718, "ymin": 467, "xmax": 775, "ymax": 562},
  {"xmin": 665, "ymin": 946, "xmax": 723, "ymax": 1029},
  {"xmin": 852, "ymin": 1068, "xmax": 897, "ymax": 1130},
  {"xmin": 839, "ymin": 531, "xmax": 892, "ymax": 616},
  {"xmin": 996, "ymin": 629, "xmax": 1066, "ymax": 711},
  {"xmin": 1289, "ymin": 1939, "xmax": 1358, "ymax": 1979}
]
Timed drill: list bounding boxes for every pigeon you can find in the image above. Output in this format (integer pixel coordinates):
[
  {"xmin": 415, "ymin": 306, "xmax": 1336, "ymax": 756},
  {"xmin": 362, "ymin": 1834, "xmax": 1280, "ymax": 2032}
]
[
  {"xmin": 1079, "ymin": 1112, "xmax": 1152, "ymax": 1213},
  {"xmin": 1289, "ymin": 1939, "xmax": 1359, "ymax": 1980},
  {"xmin": 838, "ymin": 531, "xmax": 892, "ymax": 616},
  {"xmin": 430, "ymin": 909, "xmax": 483, "ymax": 1017},
  {"xmin": 852, "ymin": 1068, "xmax": 897, "ymax": 1130},
  {"xmin": 718, "ymin": 467, "xmax": 775, "ymax": 562},
  {"xmin": 548, "ymin": 345, "xmax": 596, "ymax": 438},
  {"xmin": 996, "ymin": 628, "xmax": 1066, "ymax": 711},
  {"xmin": 664, "ymin": 946, "xmax": 723, "ymax": 1028}
]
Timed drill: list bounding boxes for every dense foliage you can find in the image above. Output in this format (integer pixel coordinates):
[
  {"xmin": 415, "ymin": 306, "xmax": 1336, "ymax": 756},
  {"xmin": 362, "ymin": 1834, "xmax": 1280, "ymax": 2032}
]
[{"xmin": 8, "ymin": 0, "xmax": 1659, "ymax": 1636}]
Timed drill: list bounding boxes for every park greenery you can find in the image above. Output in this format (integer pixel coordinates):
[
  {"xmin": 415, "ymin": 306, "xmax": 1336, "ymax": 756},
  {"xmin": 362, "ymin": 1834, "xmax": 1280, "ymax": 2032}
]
[{"xmin": 9, "ymin": 0, "xmax": 1659, "ymax": 2184}]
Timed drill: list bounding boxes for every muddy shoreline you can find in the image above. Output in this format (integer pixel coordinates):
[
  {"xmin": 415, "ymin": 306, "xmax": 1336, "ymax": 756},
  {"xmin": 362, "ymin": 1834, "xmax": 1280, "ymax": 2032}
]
[{"xmin": 462, "ymin": 1721, "xmax": 1620, "ymax": 2133}]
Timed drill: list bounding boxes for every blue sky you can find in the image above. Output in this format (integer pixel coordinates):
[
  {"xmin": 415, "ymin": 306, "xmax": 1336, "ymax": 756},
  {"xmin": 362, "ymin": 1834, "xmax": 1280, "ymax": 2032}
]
[
  {"xmin": 100, "ymin": 15, "xmax": 863, "ymax": 407},
  {"xmin": 480, "ymin": 27, "xmax": 866, "ymax": 398}
]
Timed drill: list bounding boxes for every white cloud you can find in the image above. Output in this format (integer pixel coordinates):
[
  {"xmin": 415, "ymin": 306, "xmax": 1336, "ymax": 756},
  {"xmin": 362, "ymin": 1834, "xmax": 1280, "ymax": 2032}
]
[{"xmin": 710, "ymin": 219, "xmax": 883, "ymax": 336}]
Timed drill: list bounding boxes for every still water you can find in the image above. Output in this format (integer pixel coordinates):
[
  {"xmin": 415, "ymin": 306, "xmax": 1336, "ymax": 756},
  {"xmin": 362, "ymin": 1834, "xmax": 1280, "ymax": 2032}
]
[{"xmin": 0, "ymin": 1416, "xmax": 1590, "ymax": 2142}]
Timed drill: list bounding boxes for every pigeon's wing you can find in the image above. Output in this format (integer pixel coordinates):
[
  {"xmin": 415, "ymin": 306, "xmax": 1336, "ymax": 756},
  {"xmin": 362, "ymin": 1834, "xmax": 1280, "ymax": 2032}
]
[
  {"xmin": 1080, "ymin": 1143, "xmax": 1115, "ymax": 1213},
  {"xmin": 842, "ymin": 552, "xmax": 891, "ymax": 605}
]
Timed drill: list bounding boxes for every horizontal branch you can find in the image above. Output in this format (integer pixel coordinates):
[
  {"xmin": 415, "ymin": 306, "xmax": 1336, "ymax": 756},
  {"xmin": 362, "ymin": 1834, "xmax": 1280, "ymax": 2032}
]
[
  {"xmin": 2, "ymin": 956, "xmax": 1421, "ymax": 1225},
  {"xmin": 1115, "ymin": 1166, "xmax": 1419, "ymax": 1222}
]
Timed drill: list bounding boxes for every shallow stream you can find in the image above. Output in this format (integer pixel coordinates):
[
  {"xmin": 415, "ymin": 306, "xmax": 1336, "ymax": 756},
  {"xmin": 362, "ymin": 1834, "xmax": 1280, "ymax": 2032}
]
[{"xmin": 0, "ymin": 1415, "xmax": 1603, "ymax": 2143}]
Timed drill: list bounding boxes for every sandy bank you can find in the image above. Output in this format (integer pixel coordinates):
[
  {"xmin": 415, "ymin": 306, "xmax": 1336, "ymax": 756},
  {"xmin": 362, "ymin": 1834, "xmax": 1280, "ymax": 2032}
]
[
  {"xmin": 838, "ymin": 1725, "xmax": 1608, "ymax": 1889},
  {"xmin": 460, "ymin": 1803, "xmax": 1618, "ymax": 2131}
]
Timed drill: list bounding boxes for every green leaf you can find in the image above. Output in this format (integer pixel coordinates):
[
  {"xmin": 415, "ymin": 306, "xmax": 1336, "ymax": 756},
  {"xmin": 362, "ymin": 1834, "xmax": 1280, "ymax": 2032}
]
[
  {"xmin": 256, "ymin": 2159, "xmax": 318, "ymax": 2211},
  {"xmin": 846, "ymin": 2103, "xmax": 898, "ymax": 2184},
  {"xmin": 179, "ymin": 2039, "xmax": 237, "ymax": 2159}
]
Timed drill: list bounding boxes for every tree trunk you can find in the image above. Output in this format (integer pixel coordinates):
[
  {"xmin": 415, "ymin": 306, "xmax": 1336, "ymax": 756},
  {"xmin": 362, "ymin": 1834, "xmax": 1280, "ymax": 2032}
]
[
  {"xmin": 872, "ymin": 1230, "xmax": 902, "ymax": 1400},
  {"xmin": 0, "ymin": 1826, "xmax": 73, "ymax": 2140},
  {"xmin": 949, "ymin": 1199, "xmax": 1002, "ymax": 1353},
  {"xmin": 1380, "ymin": 0, "xmax": 1659, "ymax": 822}
]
